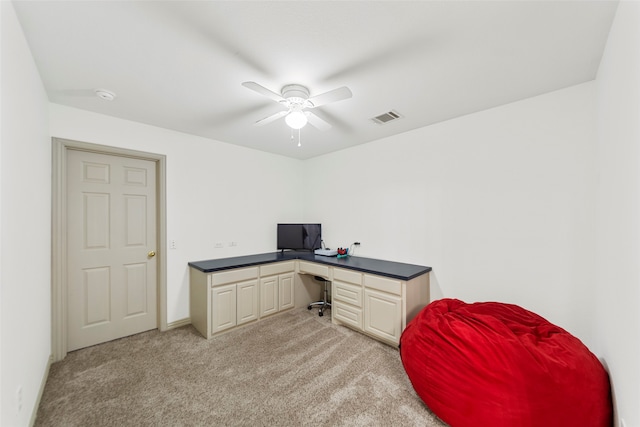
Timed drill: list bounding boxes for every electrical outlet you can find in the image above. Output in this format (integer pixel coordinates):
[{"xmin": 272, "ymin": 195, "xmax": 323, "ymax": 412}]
[
  {"xmin": 170, "ymin": 240, "xmax": 177, "ymax": 250},
  {"xmin": 229, "ymin": 241, "xmax": 237, "ymax": 247},
  {"xmin": 214, "ymin": 242, "xmax": 223, "ymax": 248}
]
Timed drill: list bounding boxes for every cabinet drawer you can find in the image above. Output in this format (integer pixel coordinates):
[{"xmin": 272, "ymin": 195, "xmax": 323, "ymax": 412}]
[
  {"xmin": 333, "ymin": 268, "xmax": 362, "ymax": 285},
  {"xmin": 298, "ymin": 261, "xmax": 329, "ymax": 278},
  {"xmin": 364, "ymin": 274, "xmax": 402, "ymax": 295},
  {"xmin": 210, "ymin": 267, "xmax": 258, "ymax": 286},
  {"xmin": 260, "ymin": 261, "xmax": 295, "ymax": 276},
  {"xmin": 333, "ymin": 281, "xmax": 362, "ymax": 307},
  {"xmin": 333, "ymin": 301, "xmax": 363, "ymax": 330}
]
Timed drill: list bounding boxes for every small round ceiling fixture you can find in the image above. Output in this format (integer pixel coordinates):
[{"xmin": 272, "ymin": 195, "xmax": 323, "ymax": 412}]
[{"xmin": 95, "ymin": 89, "xmax": 116, "ymax": 101}]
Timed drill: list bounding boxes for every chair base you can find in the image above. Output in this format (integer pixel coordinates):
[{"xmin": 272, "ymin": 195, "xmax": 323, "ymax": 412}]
[
  {"xmin": 307, "ymin": 301, "xmax": 331, "ymax": 317},
  {"xmin": 308, "ymin": 276, "xmax": 331, "ymax": 317}
]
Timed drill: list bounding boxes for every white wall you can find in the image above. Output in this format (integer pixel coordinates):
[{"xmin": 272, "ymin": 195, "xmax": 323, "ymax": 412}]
[
  {"xmin": 1, "ymin": 2, "xmax": 52, "ymax": 426},
  {"xmin": 303, "ymin": 83, "xmax": 598, "ymax": 347},
  {"xmin": 49, "ymin": 104, "xmax": 304, "ymax": 323},
  {"xmin": 595, "ymin": 2, "xmax": 640, "ymax": 426}
]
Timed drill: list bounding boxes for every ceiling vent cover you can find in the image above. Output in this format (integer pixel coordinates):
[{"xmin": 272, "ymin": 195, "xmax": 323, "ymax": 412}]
[{"xmin": 371, "ymin": 110, "xmax": 402, "ymax": 124}]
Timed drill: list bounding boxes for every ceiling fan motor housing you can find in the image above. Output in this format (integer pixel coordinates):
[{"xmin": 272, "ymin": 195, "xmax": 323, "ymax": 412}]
[{"xmin": 280, "ymin": 84, "xmax": 312, "ymax": 107}]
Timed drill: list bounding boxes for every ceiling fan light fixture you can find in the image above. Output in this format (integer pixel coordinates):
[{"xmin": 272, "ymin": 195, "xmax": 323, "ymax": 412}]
[{"xmin": 285, "ymin": 110, "xmax": 308, "ymax": 129}]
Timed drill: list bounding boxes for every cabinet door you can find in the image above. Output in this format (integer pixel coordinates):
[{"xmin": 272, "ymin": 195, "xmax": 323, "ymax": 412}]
[
  {"xmin": 260, "ymin": 276, "xmax": 279, "ymax": 317},
  {"xmin": 278, "ymin": 272, "xmax": 295, "ymax": 311},
  {"xmin": 237, "ymin": 279, "xmax": 258, "ymax": 325},
  {"xmin": 364, "ymin": 288, "xmax": 402, "ymax": 344},
  {"xmin": 211, "ymin": 284, "xmax": 237, "ymax": 334}
]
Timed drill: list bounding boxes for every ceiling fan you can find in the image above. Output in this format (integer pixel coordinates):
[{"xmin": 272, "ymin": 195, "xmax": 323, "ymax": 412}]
[{"xmin": 242, "ymin": 81, "xmax": 352, "ymax": 131}]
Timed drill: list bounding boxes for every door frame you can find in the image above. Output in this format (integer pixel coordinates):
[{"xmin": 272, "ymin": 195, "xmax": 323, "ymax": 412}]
[{"xmin": 52, "ymin": 137, "xmax": 167, "ymax": 361}]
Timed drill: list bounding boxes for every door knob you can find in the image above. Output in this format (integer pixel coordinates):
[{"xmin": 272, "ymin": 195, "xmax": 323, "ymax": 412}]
[{"xmin": 148, "ymin": 250, "xmax": 156, "ymax": 258}]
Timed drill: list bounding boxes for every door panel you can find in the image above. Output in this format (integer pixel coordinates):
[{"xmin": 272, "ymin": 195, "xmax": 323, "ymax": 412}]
[
  {"xmin": 125, "ymin": 195, "xmax": 147, "ymax": 246},
  {"xmin": 84, "ymin": 193, "xmax": 110, "ymax": 249},
  {"xmin": 124, "ymin": 262, "xmax": 148, "ymax": 317},
  {"xmin": 83, "ymin": 267, "xmax": 111, "ymax": 325},
  {"xmin": 67, "ymin": 149, "xmax": 157, "ymax": 351}
]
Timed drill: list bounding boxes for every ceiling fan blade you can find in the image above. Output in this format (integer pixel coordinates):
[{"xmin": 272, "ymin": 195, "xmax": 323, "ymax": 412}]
[
  {"xmin": 255, "ymin": 110, "xmax": 288, "ymax": 126},
  {"xmin": 308, "ymin": 86, "xmax": 352, "ymax": 108},
  {"xmin": 242, "ymin": 81, "xmax": 284, "ymax": 103},
  {"xmin": 305, "ymin": 112, "xmax": 332, "ymax": 131}
]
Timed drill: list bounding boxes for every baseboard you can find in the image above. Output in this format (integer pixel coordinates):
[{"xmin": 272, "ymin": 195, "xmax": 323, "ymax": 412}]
[
  {"xmin": 30, "ymin": 354, "xmax": 53, "ymax": 427},
  {"xmin": 166, "ymin": 317, "xmax": 191, "ymax": 330}
]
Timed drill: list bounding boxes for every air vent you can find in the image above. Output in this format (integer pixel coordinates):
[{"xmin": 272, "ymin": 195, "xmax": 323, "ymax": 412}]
[{"xmin": 371, "ymin": 110, "xmax": 403, "ymax": 124}]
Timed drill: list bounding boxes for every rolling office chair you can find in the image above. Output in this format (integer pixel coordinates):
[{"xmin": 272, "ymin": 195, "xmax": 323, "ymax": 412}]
[{"xmin": 307, "ymin": 276, "xmax": 331, "ymax": 317}]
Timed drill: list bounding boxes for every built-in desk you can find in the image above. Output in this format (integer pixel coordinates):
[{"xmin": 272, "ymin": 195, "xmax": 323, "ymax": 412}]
[{"xmin": 189, "ymin": 252, "xmax": 431, "ymax": 346}]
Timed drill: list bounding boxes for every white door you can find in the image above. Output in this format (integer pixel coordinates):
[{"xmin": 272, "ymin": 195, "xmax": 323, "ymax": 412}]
[{"xmin": 66, "ymin": 149, "xmax": 157, "ymax": 351}]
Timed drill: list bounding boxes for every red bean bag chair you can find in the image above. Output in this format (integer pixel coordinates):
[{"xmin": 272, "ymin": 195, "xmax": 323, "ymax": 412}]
[{"xmin": 400, "ymin": 299, "xmax": 612, "ymax": 427}]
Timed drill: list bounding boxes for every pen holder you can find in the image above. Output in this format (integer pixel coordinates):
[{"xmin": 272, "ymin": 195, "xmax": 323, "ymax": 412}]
[{"xmin": 337, "ymin": 247, "xmax": 349, "ymax": 258}]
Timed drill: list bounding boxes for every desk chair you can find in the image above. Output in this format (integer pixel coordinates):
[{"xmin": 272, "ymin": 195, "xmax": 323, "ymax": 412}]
[{"xmin": 307, "ymin": 276, "xmax": 331, "ymax": 317}]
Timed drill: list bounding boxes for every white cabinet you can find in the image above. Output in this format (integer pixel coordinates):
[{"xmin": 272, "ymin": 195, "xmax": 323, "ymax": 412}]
[
  {"xmin": 236, "ymin": 280, "xmax": 259, "ymax": 325},
  {"xmin": 332, "ymin": 270, "xmax": 429, "ymax": 346},
  {"xmin": 332, "ymin": 268, "xmax": 404, "ymax": 344},
  {"xmin": 190, "ymin": 257, "xmax": 429, "ymax": 345},
  {"xmin": 363, "ymin": 287, "xmax": 402, "ymax": 344},
  {"xmin": 279, "ymin": 272, "xmax": 295, "ymax": 311},
  {"xmin": 211, "ymin": 280, "xmax": 258, "ymax": 333},
  {"xmin": 190, "ymin": 267, "xmax": 259, "ymax": 339},
  {"xmin": 332, "ymin": 268, "xmax": 363, "ymax": 330},
  {"xmin": 363, "ymin": 274, "xmax": 402, "ymax": 343},
  {"xmin": 210, "ymin": 283, "xmax": 237, "ymax": 334},
  {"xmin": 259, "ymin": 262, "xmax": 295, "ymax": 318},
  {"xmin": 260, "ymin": 275, "xmax": 279, "ymax": 317}
]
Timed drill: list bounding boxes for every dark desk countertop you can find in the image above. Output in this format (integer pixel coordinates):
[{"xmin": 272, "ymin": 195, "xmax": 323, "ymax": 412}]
[{"xmin": 188, "ymin": 252, "xmax": 431, "ymax": 281}]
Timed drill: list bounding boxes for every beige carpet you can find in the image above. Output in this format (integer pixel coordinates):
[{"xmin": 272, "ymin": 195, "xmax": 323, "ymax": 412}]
[{"xmin": 35, "ymin": 308, "xmax": 447, "ymax": 426}]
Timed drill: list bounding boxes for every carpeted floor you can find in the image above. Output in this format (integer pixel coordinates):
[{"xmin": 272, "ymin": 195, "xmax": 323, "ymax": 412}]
[{"xmin": 35, "ymin": 308, "xmax": 447, "ymax": 426}]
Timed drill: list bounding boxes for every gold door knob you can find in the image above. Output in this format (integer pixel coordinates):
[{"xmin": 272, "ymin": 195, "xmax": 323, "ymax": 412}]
[{"xmin": 148, "ymin": 250, "xmax": 156, "ymax": 258}]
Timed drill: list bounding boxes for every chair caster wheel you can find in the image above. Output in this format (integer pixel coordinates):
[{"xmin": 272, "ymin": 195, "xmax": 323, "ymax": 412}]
[
  {"xmin": 319, "ymin": 312, "xmax": 324, "ymax": 317},
  {"xmin": 307, "ymin": 305, "xmax": 312, "ymax": 310}
]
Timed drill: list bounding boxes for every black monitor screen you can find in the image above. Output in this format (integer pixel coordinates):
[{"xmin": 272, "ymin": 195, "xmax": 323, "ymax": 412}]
[{"xmin": 277, "ymin": 224, "xmax": 321, "ymax": 251}]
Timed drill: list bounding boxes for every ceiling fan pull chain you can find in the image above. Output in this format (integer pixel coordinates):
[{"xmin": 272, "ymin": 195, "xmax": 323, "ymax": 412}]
[{"xmin": 298, "ymin": 128, "xmax": 301, "ymax": 147}]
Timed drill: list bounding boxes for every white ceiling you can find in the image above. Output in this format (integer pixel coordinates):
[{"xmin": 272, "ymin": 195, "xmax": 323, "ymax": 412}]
[{"xmin": 13, "ymin": 1, "xmax": 618, "ymax": 160}]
